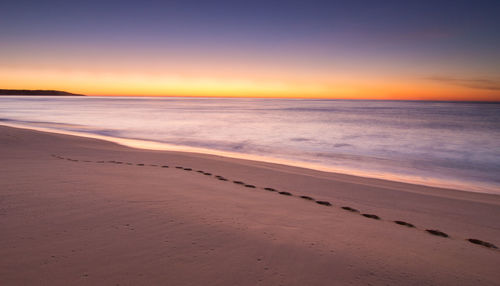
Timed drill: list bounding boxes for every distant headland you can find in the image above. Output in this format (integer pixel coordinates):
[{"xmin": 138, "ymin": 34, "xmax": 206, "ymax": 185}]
[{"xmin": 0, "ymin": 89, "xmax": 84, "ymax": 96}]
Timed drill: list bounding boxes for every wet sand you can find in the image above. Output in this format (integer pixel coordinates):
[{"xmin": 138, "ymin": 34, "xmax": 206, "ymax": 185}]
[{"xmin": 1, "ymin": 125, "xmax": 499, "ymax": 285}]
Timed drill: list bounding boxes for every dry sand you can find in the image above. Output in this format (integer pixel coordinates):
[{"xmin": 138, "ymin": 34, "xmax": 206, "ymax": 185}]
[{"xmin": 1, "ymin": 125, "xmax": 499, "ymax": 285}]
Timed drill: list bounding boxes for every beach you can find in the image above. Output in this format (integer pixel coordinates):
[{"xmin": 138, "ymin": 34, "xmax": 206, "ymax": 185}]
[
  {"xmin": 1, "ymin": 124, "xmax": 499, "ymax": 285},
  {"xmin": 2, "ymin": 96, "xmax": 499, "ymax": 194}
]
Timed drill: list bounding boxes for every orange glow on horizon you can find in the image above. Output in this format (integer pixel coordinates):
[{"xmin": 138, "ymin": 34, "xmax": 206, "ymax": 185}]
[{"xmin": 1, "ymin": 67, "xmax": 498, "ymax": 101}]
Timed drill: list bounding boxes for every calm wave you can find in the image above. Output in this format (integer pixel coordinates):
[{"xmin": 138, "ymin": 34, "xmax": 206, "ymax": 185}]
[{"xmin": 1, "ymin": 96, "xmax": 499, "ymax": 193}]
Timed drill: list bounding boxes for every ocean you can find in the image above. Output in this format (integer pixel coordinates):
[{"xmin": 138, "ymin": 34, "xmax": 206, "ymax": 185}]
[{"xmin": 1, "ymin": 96, "xmax": 499, "ymax": 194}]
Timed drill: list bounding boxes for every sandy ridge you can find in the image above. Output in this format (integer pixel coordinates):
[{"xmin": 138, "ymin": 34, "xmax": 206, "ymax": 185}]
[{"xmin": 50, "ymin": 153, "xmax": 499, "ymax": 251}]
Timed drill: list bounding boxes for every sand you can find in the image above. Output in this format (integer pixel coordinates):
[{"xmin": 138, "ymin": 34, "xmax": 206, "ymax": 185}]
[{"xmin": 0, "ymin": 125, "xmax": 499, "ymax": 285}]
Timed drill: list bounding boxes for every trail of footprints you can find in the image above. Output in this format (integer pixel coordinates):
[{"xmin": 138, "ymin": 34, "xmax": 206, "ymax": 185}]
[{"xmin": 51, "ymin": 154, "xmax": 499, "ymax": 251}]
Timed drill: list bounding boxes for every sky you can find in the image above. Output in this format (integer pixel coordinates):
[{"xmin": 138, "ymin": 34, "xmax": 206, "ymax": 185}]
[{"xmin": 1, "ymin": 0, "xmax": 499, "ymax": 100}]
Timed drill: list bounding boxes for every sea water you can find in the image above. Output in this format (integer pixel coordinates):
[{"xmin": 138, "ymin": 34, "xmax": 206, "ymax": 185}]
[{"xmin": 1, "ymin": 96, "xmax": 499, "ymax": 194}]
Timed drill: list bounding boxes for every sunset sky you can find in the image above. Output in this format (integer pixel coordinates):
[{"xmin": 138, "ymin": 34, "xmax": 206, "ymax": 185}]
[{"xmin": 1, "ymin": 0, "xmax": 499, "ymax": 100}]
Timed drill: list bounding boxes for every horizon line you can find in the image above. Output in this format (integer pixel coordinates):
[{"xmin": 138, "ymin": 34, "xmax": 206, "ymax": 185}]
[{"xmin": 82, "ymin": 94, "xmax": 500, "ymax": 102}]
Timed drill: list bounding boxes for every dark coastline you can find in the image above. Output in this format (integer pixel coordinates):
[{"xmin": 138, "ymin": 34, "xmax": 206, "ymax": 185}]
[{"xmin": 0, "ymin": 89, "xmax": 84, "ymax": 96}]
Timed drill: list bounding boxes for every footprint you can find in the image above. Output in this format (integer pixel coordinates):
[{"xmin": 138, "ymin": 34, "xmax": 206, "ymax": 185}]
[
  {"xmin": 316, "ymin": 201, "xmax": 332, "ymax": 206},
  {"xmin": 175, "ymin": 166, "xmax": 183, "ymax": 169},
  {"xmin": 264, "ymin": 187, "xmax": 277, "ymax": 192},
  {"xmin": 218, "ymin": 178, "xmax": 228, "ymax": 181},
  {"xmin": 197, "ymin": 170, "xmax": 205, "ymax": 173},
  {"xmin": 244, "ymin": 184, "xmax": 256, "ymax": 188},
  {"xmin": 279, "ymin": 191, "xmax": 292, "ymax": 196},
  {"xmin": 467, "ymin": 239, "xmax": 498, "ymax": 249},
  {"xmin": 183, "ymin": 168, "xmax": 192, "ymax": 171},
  {"xmin": 341, "ymin": 206, "xmax": 359, "ymax": 213},
  {"xmin": 426, "ymin": 229, "xmax": 448, "ymax": 238},
  {"xmin": 137, "ymin": 164, "xmax": 145, "ymax": 166},
  {"xmin": 233, "ymin": 181, "xmax": 244, "ymax": 185},
  {"xmin": 203, "ymin": 173, "xmax": 212, "ymax": 176},
  {"xmin": 150, "ymin": 164, "xmax": 158, "ymax": 167},
  {"xmin": 162, "ymin": 165, "xmax": 169, "ymax": 168},
  {"xmin": 394, "ymin": 220, "xmax": 415, "ymax": 228},
  {"xmin": 300, "ymin": 195, "xmax": 314, "ymax": 200},
  {"xmin": 362, "ymin": 214, "xmax": 380, "ymax": 220}
]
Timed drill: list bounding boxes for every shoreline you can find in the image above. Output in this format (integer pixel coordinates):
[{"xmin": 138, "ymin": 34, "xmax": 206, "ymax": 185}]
[
  {"xmin": 1, "ymin": 121, "xmax": 497, "ymax": 195},
  {"xmin": 1, "ymin": 125, "xmax": 500, "ymax": 285}
]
